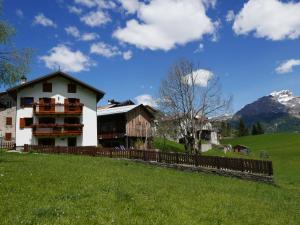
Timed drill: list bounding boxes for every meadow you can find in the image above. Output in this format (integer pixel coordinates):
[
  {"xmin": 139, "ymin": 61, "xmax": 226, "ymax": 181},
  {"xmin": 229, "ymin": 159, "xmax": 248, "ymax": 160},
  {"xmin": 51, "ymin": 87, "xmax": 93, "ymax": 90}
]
[{"xmin": 0, "ymin": 133, "xmax": 299, "ymax": 225}]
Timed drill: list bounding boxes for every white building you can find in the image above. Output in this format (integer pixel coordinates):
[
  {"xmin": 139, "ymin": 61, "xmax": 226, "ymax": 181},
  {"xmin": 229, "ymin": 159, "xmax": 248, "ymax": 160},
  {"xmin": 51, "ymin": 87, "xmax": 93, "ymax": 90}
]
[{"xmin": 7, "ymin": 71, "xmax": 104, "ymax": 147}]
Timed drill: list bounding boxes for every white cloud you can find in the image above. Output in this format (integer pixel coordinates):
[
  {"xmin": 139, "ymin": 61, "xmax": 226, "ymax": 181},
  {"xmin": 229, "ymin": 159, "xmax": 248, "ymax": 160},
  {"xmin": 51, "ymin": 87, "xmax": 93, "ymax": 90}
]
[
  {"xmin": 113, "ymin": 0, "xmax": 215, "ymax": 51},
  {"xmin": 119, "ymin": 0, "xmax": 140, "ymax": 14},
  {"xmin": 194, "ymin": 43, "xmax": 204, "ymax": 53},
  {"xmin": 40, "ymin": 44, "xmax": 94, "ymax": 72},
  {"xmin": 65, "ymin": 26, "xmax": 99, "ymax": 41},
  {"xmin": 16, "ymin": 9, "xmax": 24, "ymax": 18},
  {"xmin": 74, "ymin": 0, "xmax": 116, "ymax": 9},
  {"xmin": 68, "ymin": 5, "xmax": 82, "ymax": 15},
  {"xmin": 90, "ymin": 42, "xmax": 121, "ymax": 57},
  {"xmin": 65, "ymin": 26, "xmax": 80, "ymax": 38},
  {"xmin": 75, "ymin": 0, "xmax": 96, "ymax": 8},
  {"xmin": 183, "ymin": 69, "xmax": 214, "ymax": 87},
  {"xmin": 81, "ymin": 32, "xmax": 99, "ymax": 41},
  {"xmin": 122, "ymin": 50, "xmax": 133, "ymax": 60},
  {"xmin": 33, "ymin": 13, "xmax": 57, "ymax": 28},
  {"xmin": 233, "ymin": 0, "xmax": 300, "ymax": 40},
  {"xmin": 135, "ymin": 94, "xmax": 157, "ymax": 107},
  {"xmin": 80, "ymin": 10, "xmax": 111, "ymax": 27},
  {"xmin": 225, "ymin": 10, "xmax": 235, "ymax": 22},
  {"xmin": 276, "ymin": 59, "xmax": 300, "ymax": 74}
]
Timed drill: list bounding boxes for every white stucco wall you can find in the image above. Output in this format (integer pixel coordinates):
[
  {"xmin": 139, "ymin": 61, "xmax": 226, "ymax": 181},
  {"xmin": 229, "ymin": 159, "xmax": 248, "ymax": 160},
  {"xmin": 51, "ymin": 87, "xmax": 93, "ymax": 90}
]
[{"xmin": 15, "ymin": 76, "xmax": 98, "ymax": 147}]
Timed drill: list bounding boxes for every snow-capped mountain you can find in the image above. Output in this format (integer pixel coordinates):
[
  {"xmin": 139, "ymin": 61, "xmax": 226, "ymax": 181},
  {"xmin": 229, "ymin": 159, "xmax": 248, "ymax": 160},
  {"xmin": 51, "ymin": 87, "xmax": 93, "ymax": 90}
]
[
  {"xmin": 269, "ymin": 90, "xmax": 300, "ymax": 117},
  {"xmin": 232, "ymin": 90, "xmax": 300, "ymax": 132}
]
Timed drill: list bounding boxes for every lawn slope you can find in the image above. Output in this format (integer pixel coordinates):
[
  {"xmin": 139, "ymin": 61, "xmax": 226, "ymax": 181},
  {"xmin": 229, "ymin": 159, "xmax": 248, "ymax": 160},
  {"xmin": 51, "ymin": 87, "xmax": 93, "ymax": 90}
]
[
  {"xmin": 205, "ymin": 133, "xmax": 300, "ymax": 189},
  {"xmin": 0, "ymin": 147, "xmax": 299, "ymax": 225}
]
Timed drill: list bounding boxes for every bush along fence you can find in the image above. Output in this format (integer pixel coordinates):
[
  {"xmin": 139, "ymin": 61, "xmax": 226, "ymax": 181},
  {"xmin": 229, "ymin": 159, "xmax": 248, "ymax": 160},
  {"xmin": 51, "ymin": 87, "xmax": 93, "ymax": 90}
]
[{"xmin": 23, "ymin": 145, "xmax": 273, "ymax": 183}]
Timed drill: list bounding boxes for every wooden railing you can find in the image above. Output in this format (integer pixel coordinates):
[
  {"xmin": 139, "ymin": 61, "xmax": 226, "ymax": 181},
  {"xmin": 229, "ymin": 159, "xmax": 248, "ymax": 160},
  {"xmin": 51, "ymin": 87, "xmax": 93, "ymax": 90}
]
[
  {"xmin": 24, "ymin": 145, "xmax": 273, "ymax": 176},
  {"xmin": 0, "ymin": 142, "xmax": 16, "ymax": 150},
  {"xmin": 98, "ymin": 132, "xmax": 125, "ymax": 139},
  {"xmin": 33, "ymin": 103, "xmax": 83, "ymax": 115},
  {"xmin": 32, "ymin": 124, "xmax": 83, "ymax": 136}
]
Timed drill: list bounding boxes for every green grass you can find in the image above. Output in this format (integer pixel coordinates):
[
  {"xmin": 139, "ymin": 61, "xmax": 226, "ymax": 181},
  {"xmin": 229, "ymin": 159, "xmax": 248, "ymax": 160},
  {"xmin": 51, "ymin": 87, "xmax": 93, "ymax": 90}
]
[
  {"xmin": 0, "ymin": 133, "xmax": 299, "ymax": 224},
  {"xmin": 153, "ymin": 137, "xmax": 185, "ymax": 152},
  {"xmin": 204, "ymin": 133, "xmax": 300, "ymax": 189}
]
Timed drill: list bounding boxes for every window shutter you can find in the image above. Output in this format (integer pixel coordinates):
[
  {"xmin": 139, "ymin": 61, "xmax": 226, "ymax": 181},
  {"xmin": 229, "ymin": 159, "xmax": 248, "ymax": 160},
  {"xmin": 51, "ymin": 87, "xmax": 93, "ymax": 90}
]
[
  {"xmin": 20, "ymin": 118, "xmax": 25, "ymax": 129},
  {"xmin": 6, "ymin": 117, "xmax": 12, "ymax": 125},
  {"xmin": 5, "ymin": 133, "xmax": 11, "ymax": 141}
]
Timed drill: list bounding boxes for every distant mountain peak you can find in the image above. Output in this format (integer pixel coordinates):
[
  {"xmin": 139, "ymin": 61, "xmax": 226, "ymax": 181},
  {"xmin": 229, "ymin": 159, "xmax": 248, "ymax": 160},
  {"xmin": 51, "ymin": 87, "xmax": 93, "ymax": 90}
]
[
  {"xmin": 269, "ymin": 90, "xmax": 295, "ymax": 104},
  {"xmin": 232, "ymin": 90, "xmax": 300, "ymax": 132}
]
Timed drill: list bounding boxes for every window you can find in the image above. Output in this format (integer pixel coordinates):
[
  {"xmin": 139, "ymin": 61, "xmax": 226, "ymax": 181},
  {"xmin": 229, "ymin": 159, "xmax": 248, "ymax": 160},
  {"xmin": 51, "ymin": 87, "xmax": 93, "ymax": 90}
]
[
  {"xmin": 20, "ymin": 117, "xmax": 33, "ymax": 129},
  {"xmin": 68, "ymin": 83, "xmax": 77, "ymax": 93},
  {"xmin": 5, "ymin": 133, "xmax": 11, "ymax": 141},
  {"xmin": 64, "ymin": 117, "xmax": 80, "ymax": 124},
  {"xmin": 6, "ymin": 117, "xmax": 12, "ymax": 126},
  {"xmin": 20, "ymin": 97, "xmax": 34, "ymax": 107},
  {"xmin": 39, "ymin": 117, "xmax": 55, "ymax": 124},
  {"xmin": 43, "ymin": 82, "xmax": 52, "ymax": 92}
]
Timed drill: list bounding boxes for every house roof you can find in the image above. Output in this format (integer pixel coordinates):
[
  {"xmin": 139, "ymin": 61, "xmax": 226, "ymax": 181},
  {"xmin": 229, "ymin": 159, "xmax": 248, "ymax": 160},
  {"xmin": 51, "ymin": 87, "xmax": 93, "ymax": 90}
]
[
  {"xmin": 97, "ymin": 99, "xmax": 135, "ymax": 110},
  {"xmin": 97, "ymin": 104, "xmax": 156, "ymax": 118},
  {"xmin": 6, "ymin": 71, "xmax": 105, "ymax": 101},
  {"xmin": 97, "ymin": 105, "xmax": 139, "ymax": 116}
]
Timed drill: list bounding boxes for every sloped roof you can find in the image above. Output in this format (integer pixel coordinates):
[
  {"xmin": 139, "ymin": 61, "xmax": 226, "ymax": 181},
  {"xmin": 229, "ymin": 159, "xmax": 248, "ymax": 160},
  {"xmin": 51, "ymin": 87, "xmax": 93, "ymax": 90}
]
[
  {"xmin": 7, "ymin": 71, "xmax": 105, "ymax": 101},
  {"xmin": 97, "ymin": 105, "xmax": 138, "ymax": 116}
]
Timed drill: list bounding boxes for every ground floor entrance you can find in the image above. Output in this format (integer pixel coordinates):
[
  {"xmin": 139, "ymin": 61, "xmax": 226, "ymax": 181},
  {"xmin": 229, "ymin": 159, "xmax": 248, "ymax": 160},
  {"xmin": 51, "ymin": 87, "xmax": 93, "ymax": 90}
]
[{"xmin": 68, "ymin": 137, "xmax": 77, "ymax": 147}]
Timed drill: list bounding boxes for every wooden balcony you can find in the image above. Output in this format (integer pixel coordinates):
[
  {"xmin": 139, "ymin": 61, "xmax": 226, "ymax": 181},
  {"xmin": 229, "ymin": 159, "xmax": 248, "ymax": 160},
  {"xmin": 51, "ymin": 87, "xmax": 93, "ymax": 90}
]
[
  {"xmin": 32, "ymin": 124, "xmax": 83, "ymax": 137},
  {"xmin": 98, "ymin": 132, "xmax": 125, "ymax": 140},
  {"xmin": 33, "ymin": 103, "xmax": 83, "ymax": 115}
]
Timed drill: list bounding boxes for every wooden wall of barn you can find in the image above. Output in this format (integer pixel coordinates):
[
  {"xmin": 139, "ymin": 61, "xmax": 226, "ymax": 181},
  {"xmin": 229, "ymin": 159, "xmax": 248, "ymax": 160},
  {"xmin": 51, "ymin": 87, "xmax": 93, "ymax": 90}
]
[{"xmin": 126, "ymin": 106, "xmax": 152, "ymax": 138}]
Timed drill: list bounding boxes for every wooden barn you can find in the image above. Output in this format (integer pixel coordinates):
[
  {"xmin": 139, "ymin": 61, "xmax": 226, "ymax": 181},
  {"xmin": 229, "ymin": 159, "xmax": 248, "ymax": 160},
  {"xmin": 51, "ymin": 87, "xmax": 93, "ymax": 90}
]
[{"xmin": 97, "ymin": 102, "xmax": 156, "ymax": 149}]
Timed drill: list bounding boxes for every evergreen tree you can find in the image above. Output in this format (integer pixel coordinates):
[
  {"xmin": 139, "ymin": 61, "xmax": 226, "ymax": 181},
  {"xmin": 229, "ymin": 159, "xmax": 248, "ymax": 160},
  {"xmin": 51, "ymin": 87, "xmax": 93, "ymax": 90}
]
[
  {"xmin": 251, "ymin": 124, "xmax": 258, "ymax": 135},
  {"xmin": 256, "ymin": 122, "xmax": 264, "ymax": 135},
  {"xmin": 238, "ymin": 119, "xmax": 248, "ymax": 137}
]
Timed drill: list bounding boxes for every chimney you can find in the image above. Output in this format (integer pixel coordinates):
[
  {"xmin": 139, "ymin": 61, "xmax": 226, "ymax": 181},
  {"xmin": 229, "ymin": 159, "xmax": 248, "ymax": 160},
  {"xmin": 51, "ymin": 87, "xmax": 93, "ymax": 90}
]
[{"xmin": 20, "ymin": 75, "xmax": 27, "ymax": 84}]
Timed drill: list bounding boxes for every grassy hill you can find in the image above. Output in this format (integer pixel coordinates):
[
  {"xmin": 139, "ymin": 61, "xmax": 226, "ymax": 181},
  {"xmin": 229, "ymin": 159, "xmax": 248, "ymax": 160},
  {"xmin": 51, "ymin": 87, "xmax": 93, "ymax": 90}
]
[
  {"xmin": 153, "ymin": 137, "xmax": 185, "ymax": 152},
  {"xmin": 205, "ymin": 133, "xmax": 300, "ymax": 188},
  {"xmin": 0, "ymin": 133, "xmax": 299, "ymax": 224}
]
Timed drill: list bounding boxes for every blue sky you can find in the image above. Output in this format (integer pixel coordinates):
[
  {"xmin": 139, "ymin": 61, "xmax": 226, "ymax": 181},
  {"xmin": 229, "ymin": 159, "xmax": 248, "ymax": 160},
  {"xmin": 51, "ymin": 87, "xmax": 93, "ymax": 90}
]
[{"xmin": 3, "ymin": 0, "xmax": 300, "ymax": 111}]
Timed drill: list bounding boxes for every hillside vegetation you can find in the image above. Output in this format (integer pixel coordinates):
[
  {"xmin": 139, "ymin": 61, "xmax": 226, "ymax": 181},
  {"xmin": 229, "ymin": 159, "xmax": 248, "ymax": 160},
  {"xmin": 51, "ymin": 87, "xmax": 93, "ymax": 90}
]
[{"xmin": 0, "ymin": 133, "xmax": 299, "ymax": 225}]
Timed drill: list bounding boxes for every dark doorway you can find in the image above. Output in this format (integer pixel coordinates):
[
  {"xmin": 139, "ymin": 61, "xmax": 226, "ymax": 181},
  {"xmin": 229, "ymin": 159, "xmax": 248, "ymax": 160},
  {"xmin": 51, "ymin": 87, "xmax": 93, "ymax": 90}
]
[
  {"xmin": 38, "ymin": 138, "xmax": 55, "ymax": 146},
  {"xmin": 68, "ymin": 137, "xmax": 77, "ymax": 147}
]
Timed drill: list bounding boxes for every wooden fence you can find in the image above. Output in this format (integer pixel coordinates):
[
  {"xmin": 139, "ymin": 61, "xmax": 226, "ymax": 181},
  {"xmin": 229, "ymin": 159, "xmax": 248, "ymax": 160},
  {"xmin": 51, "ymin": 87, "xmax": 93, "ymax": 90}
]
[
  {"xmin": 0, "ymin": 142, "xmax": 16, "ymax": 150},
  {"xmin": 23, "ymin": 145, "xmax": 273, "ymax": 176}
]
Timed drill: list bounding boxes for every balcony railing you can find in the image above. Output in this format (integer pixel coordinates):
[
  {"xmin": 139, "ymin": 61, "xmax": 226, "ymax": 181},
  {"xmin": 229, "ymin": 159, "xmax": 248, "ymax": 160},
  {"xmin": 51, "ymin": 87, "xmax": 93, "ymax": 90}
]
[
  {"xmin": 32, "ymin": 123, "xmax": 83, "ymax": 136},
  {"xmin": 33, "ymin": 103, "xmax": 83, "ymax": 115},
  {"xmin": 98, "ymin": 131, "xmax": 126, "ymax": 139}
]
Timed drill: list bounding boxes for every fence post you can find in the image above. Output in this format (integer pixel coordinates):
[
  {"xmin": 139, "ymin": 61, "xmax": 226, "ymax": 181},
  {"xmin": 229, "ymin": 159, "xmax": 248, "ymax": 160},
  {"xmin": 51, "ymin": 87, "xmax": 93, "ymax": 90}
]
[
  {"xmin": 176, "ymin": 152, "xmax": 179, "ymax": 164},
  {"xmin": 158, "ymin": 151, "xmax": 161, "ymax": 163},
  {"xmin": 143, "ymin": 151, "xmax": 146, "ymax": 161},
  {"xmin": 194, "ymin": 154, "xmax": 198, "ymax": 167},
  {"xmin": 268, "ymin": 161, "xmax": 273, "ymax": 176},
  {"xmin": 109, "ymin": 149, "xmax": 112, "ymax": 158},
  {"xmin": 24, "ymin": 144, "xmax": 28, "ymax": 152}
]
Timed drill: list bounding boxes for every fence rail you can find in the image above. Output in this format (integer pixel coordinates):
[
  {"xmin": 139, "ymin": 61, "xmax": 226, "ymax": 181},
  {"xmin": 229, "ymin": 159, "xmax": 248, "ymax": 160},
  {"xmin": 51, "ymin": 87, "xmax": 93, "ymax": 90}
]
[
  {"xmin": 0, "ymin": 142, "xmax": 16, "ymax": 150},
  {"xmin": 23, "ymin": 145, "xmax": 273, "ymax": 176}
]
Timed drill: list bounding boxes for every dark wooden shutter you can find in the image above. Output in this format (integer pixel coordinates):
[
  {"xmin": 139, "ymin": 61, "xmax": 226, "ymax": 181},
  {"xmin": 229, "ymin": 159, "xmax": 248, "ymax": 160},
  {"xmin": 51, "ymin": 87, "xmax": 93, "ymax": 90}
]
[
  {"xmin": 6, "ymin": 117, "xmax": 12, "ymax": 125},
  {"xmin": 5, "ymin": 133, "xmax": 11, "ymax": 141},
  {"xmin": 20, "ymin": 118, "xmax": 25, "ymax": 129}
]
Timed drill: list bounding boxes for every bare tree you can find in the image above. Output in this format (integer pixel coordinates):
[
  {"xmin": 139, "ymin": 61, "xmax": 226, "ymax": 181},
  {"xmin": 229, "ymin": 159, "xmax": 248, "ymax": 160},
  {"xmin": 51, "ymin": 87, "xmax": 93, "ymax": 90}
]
[{"xmin": 159, "ymin": 59, "xmax": 232, "ymax": 153}]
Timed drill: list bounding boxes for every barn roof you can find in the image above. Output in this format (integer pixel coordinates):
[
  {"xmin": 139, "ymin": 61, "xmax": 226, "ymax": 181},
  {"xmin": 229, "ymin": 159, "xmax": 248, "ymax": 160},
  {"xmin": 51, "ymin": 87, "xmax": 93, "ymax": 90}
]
[{"xmin": 97, "ymin": 105, "xmax": 138, "ymax": 116}]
